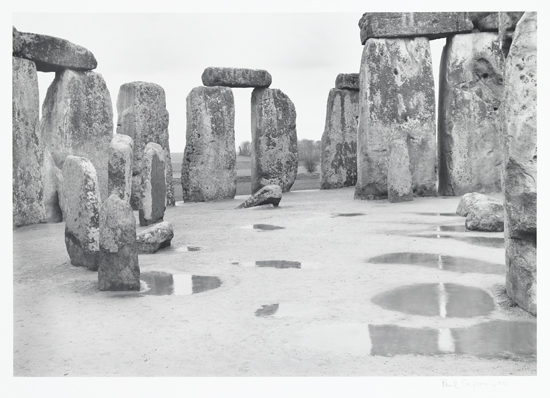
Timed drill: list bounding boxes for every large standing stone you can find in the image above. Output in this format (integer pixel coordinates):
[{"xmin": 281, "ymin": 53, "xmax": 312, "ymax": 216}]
[
  {"xmin": 62, "ymin": 156, "xmax": 100, "ymax": 271},
  {"xmin": 108, "ymin": 134, "xmax": 134, "ymax": 202},
  {"xmin": 498, "ymin": 12, "xmax": 525, "ymax": 57},
  {"xmin": 387, "ymin": 137, "xmax": 413, "ymax": 203},
  {"xmin": 251, "ymin": 88, "xmax": 298, "ymax": 194},
  {"xmin": 12, "ymin": 56, "xmax": 45, "ymax": 227},
  {"xmin": 98, "ymin": 194, "xmax": 140, "ymax": 291},
  {"xmin": 438, "ymin": 33, "xmax": 504, "ymax": 196},
  {"xmin": 181, "ymin": 86, "xmax": 237, "ymax": 202},
  {"xmin": 355, "ymin": 37, "xmax": 437, "ymax": 200},
  {"xmin": 201, "ymin": 67, "xmax": 272, "ymax": 88},
  {"xmin": 320, "ymin": 88, "xmax": 358, "ymax": 189},
  {"xmin": 502, "ymin": 13, "xmax": 537, "ymax": 315},
  {"xmin": 116, "ymin": 82, "xmax": 174, "ymax": 208},
  {"xmin": 139, "ymin": 143, "xmax": 166, "ymax": 226},
  {"xmin": 40, "ymin": 69, "xmax": 113, "ymax": 222}
]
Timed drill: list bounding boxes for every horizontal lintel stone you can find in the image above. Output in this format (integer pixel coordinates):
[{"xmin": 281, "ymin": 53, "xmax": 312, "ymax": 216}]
[{"xmin": 201, "ymin": 67, "xmax": 272, "ymax": 88}]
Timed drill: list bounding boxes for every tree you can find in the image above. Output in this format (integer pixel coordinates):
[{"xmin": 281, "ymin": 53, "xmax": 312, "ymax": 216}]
[{"xmin": 238, "ymin": 141, "xmax": 251, "ymax": 157}]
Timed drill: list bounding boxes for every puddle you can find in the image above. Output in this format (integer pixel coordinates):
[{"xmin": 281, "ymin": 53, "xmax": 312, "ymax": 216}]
[
  {"xmin": 371, "ymin": 283, "xmax": 495, "ymax": 318},
  {"xmin": 437, "ymin": 225, "xmax": 467, "ymax": 232},
  {"xmin": 175, "ymin": 246, "xmax": 201, "ymax": 252},
  {"xmin": 369, "ymin": 324, "xmax": 441, "ymax": 356},
  {"xmin": 241, "ymin": 224, "xmax": 285, "ymax": 231},
  {"xmin": 415, "ymin": 212, "xmax": 458, "ymax": 217},
  {"xmin": 367, "ymin": 252, "xmax": 504, "ymax": 274},
  {"xmin": 409, "ymin": 234, "xmax": 505, "ymax": 248},
  {"xmin": 234, "ymin": 261, "xmax": 319, "ymax": 269},
  {"xmin": 255, "ymin": 302, "xmax": 316, "ymax": 318},
  {"xmin": 139, "ymin": 271, "xmax": 221, "ymax": 296},
  {"xmin": 333, "ymin": 213, "xmax": 365, "ymax": 217}
]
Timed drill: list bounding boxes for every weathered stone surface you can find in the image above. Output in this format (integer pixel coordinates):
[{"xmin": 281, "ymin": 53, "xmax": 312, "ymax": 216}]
[
  {"xmin": 98, "ymin": 194, "xmax": 140, "ymax": 291},
  {"xmin": 116, "ymin": 82, "xmax": 174, "ymax": 208},
  {"xmin": 335, "ymin": 73, "xmax": 359, "ymax": 90},
  {"xmin": 13, "ymin": 27, "xmax": 97, "ymax": 72},
  {"xmin": 506, "ymin": 236, "xmax": 536, "ymax": 315},
  {"xmin": 251, "ymin": 88, "xmax": 298, "ymax": 194},
  {"xmin": 40, "ymin": 69, "xmax": 113, "ymax": 222},
  {"xmin": 181, "ymin": 86, "xmax": 237, "ymax": 201},
  {"xmin": 387, "ymin": 138, "xmax": 413, "ymax": 203},
  {"xmin": 456, "ymin": 192, "xmax": 499, "ymax": 217},
  {"xmin": 201, "ymin": 67, "xmax": 272, "ymax": 88},
  {"xmin": 136, "ymin": 221, "xmax": 174, "ymax": 254},
  {"xmin": 355, "ymin": 37, "xmax": 437, "ymax": 200},
  {"xmin": 62, "ymin": 156, "xmax": 100, "ymax": 271},
  {"xmin": 12, "ymin": 56, "xmax": 45, "ymax": 227},
  {"xmin": 498, "ymin": 12, "xmax": 525, "ymax": 57},
  {"xmin": 320, "ymin": 89, "xmax": 358, "ymax": 189},
  {"xmin": 438, "ymin": 33, "xmax": 504, "ymax": 196},
  {"xmin": 236, "ymin": 185, "xmax": 282, "ymax": 209},
  {"xmin": 465, "ymin": 201, "xmax": 504, "ymax": 232},
  {"xmin": 467, "ymin": 12, "xmax": 499, "ymax": 31},
  {"xmin": 358, "ymin": 12, "xmax": 473, "ymax": 44},
  {"xmin": 108, "ymin": 134, "xmax": 134, "ymax": 202},
  {"xmin": 139, "ymin": 143, "xmax": 166, "ymax": 226}
]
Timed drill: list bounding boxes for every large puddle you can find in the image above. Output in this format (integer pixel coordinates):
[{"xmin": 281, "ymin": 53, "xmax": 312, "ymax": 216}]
[
  {"xmin": 408, "ymin": 234, "xmax": 505, "ymax": 248},
  {"xmin": 371, "ymin": 283, "xmax": 495, "ymax": 318},
  {"xmin": 139, "ymin": 271, "xmax": 221, "ymax": 296},
  {"xmin": 241, "ymin": 224, "xmax": 285, "ymax": 231}
]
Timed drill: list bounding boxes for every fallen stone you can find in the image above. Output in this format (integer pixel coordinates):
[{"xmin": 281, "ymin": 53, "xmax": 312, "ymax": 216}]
[
  {"xmin": 335, "ymin": 73, "xmax": 359, "ymax": 90},
  {"xmin": 438, "ymin": 32, "xmax": 504, "ymax": 196},
  {"xmin": 456, "ymin": 192, "xmax": 499, "ymax": 217},
  {"xmin": 358, "ymin": 12, "xmax": 473, "ymax": 44},
  {"xmin": 12, "ymin": 56, "xmax": 46, "ymax": 227},
  {"xmin": 465, "ymin": 201, "xmax": 504, "ymax": 232},
  {"xmin": 251, "ymin": 88, "xmax": 298, "ymax": 194},
  {"xmin": 320, "ymin": 88, "xmax": 358, "ymax": 189},
  {"xmin": 498, "ymin": 12, "xmax": 525, "ymax": 57},
  {"xmin": 139, "ymin": 143, "xmax": 166, "ymax": 226},
  {"xmin": 387, "ymin": 137, "xmax": 413, "ymax": 203},
  {"xmin": 108, "ymin": 134, "xmax": 134, "ymax": 202},
  {"xmin": 136, "ymin": 221, "xmax": 174, "ymax": 254},
  {"xmin": 116, "ymin": 82, "xmax": 174, "ymax": 208},
  {"xmin": 62, "ymin": 156, "xmax": 100, "ymax": 271},
  {"xmin": 236, "ymin": 185, "xmax": 282, "ymax": 209},
  {"xmin": 201, "ymin": 67, "xmax": 272, "ymax": 88},
  {"xmin": 12, "ymin": 27, "xmax": 97, "ymax": 72},
  {"xmin": 98, "ymin": 194, "xmax": 140, "ymax": 291},
  {"xmin": 506, "ymin": 236, "xmax": 536, "ymax": 315},
  {"xmin": 182, "ymin": 86, "xmax": 237, "ymax": 201}
]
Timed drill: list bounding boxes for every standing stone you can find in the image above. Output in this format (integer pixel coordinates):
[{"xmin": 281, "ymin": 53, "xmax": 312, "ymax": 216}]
[
  {"xmin": 498, "ymin": 12, "xmax": 525, "ymax": 57},
  {"xmin": 201, "ymin": 67, "xmax": 272, "ymax": 88},
  {"xmin": 502, "ymin": 13, "xmax": 537, "ymax": 315},
  {"xmin": 98, "ymin": 194, "xmax": 140, "ymax": 291},
  {"xmin": 438, "ymin": 33, "xmax": 504, "ymax": 196},
  {"xmin": 40, "ymin": 69, "xmax": 113, "ymax": 221},
  {"xmin": 251, "ymin": 88, "xmax": 298, "ymax": 194},
  {"xmin": 108, "ymin": 134, "xmax": 134, "ymax": 202},
  {"xmin": 62, "ymin": 156, "xmax": 100, "ymax": 271},
  {"xmin": 12, "ymin": 56, "xmax": 45, "ymax": 227},
  {"xmin": 181, "ymin": 86, "xmax": 237, "ymax": 202},
  {"xmin": 387, "ymin": 137, "xmax": 413, "ymax": 203},
  {"xmin": 139, "ymin": 143, "xmax": 166, "ymax": 226},
  {"xmin": 335, "ymin": 73, "xmax": 359, "ymax": 90},
  {"xmin": 355, "ymin": 37, "xmax": 437, "ymax": 200},
  {"xmin": 116, "ymin": 82, "xmax": 174, "ymax": 208},
  {"xmin": 320, "ymin": 88, "xmax": 358, "ymax": 189}
]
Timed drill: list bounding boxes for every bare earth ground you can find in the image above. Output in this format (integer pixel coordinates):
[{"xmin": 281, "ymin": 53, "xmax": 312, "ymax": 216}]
[{"xmin": 13, "ymin": 187, "xmax": 536, "ymax": 377}]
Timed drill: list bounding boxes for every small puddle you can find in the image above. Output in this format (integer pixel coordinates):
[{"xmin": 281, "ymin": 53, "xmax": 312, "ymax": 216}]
[
  {"xmin": 409, "ymin": 234, "xmax": 505, "ymax": 248},
  {"xmin": 437, "ymin": 225, "xmax": 467, "ymax": 232},
  {"xmin": 333, "ymin": 213, "xmax": 366, "ymax": 217},
  {"xmin": 372, "ymin": 283, "xmax": 495, "ymax": 318},
  {"xmin": 234, "ymin": 261, "xmax": 319, "ymax": 269},
  {"xmin": 416, "ymin": 212, "xmax": 458, "ymax": 217},
  {"xmin": 255, "ymin": 302, "xmax": 316, "ymax": 318},
  {"xmin": 241, "ymin": 224, "xmax": 285, "ymax": 231},
  {"xmin": 139, "ymin": 271, "xmax": 221, "ymax": 296},
  {"xmin": 175, "ymin": 246, "xmax": 201, "ymax": 252}
]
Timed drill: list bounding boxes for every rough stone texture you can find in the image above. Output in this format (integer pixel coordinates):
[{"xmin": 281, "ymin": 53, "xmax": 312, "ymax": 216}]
[
  {"xmin": 498, "ymin": 12, "xmax": 525, "ymax": 57},
  {"xmin": 502, "ymin": 13, "xmax": 537, "ymax": 315},
  {"xmin": 335, "ymin": 73, "xmax": 359, "ymax": 90},
  {"xmin": 355, "ymin": 37, "xmax": 437, "ymax": 200},
  {"xmin": 13, "ymin": 27, "xmax": 97, "ymax": 72},
  {"xmin": 136, "ymin": 221, "xmax": 174, "ymax": 254},
  {"xmin": 438, "ymin": 33, "xmax": 504, "ymax": 196},
  {"xmin": 40, "ymin": 69, "xmax": 113, "ymax": 222},
  {"xmin": 12, "ymin": 56, "xmax": 46, "ymax": 227},
  {"xmin": 62, "ymin": 156, "xmax": 100, "ymax": 271},
  {"xmin": 465, "ymin": 201, "xmax": 504, "ymax": 232},
  {"xmin": 320, "ymin": 89, "xmax": 358, "ymax": 189},
  {"xmin": 181, "ymin": 86, "xmax": 237, "ymax": 201},
  {"xmin": 387, "ymin": 138, "xmax": 413, "ymax": 203},
  {"xmin": 236, "ymin": 185, "xmax": 282, "ymax": 209},
  {"xmin": 108, "ymin": 134, "xmax": 134, "ymax": 203},
  {"xmin": 456, "ymin": 192, "xmax": 499, "ymax": 217},
  {"xmin": 116, "ymin": 82, "xmax": 174, "ymax": 208},
  {"xmin": 358, "ymin": 12, "xmax": 473, "ymax": 44},
  {"xmin": 98, "ymin": 194, "xmax": 140, "ymax": 291},
  {"xmin": 139, "ymin": 143, "xmax": 166, "ymax": 226},
  {"xmin": 201, "ymin": 67, "xmax": 272, "ymax": 88},
  {"xmin": 251, "ymin": 88, "xmax": 298, "ymax": 194}
]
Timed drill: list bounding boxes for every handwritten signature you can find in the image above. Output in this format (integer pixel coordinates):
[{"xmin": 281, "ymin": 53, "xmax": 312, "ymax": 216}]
[{"xmin": 441, "ymin": 379, "xmax": 507, "ymax": 392}]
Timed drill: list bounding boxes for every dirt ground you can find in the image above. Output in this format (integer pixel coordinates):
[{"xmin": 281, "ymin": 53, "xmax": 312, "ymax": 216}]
[{"xmin": 13, "ymin": 187, "xmax": 536, "ymax": 378}]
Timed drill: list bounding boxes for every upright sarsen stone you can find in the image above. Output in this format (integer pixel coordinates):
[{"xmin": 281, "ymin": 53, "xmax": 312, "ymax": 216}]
[
  {"xmin": 251, "ymin": 88, "xmax": 298, "ymax": 194},
  {"xmin": 139, "ymin": 143, "xmax": 166, "ymax": 226},
  {"xmin": 181, "ymin": 86, "xmax": 237, "ymax": 202},
  {"xmin": 387, "ymin": 137, "xmax": 413, "ymax": 203},
  {"xmin": 108, "ymin": 134, "xmax": 134, "ymax": 202}
]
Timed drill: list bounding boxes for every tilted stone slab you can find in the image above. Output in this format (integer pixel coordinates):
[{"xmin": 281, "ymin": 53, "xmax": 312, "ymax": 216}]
[
  {"xmin": 12, "ymin": 57, "xmax": 46, "ymax": 227},
  {"xmin": 108, "ymin": 134, "xmax": 134, "ymax": 203},
  {"xmin": 251, "ymin": 88, "xmax": 298, "ymax": 194},
  {"xmin": 201, "ymin": 67, "xmax": 272, "ymax": 88},
  {"xmin": 335, "ymin": 73, "xmax": 359, "ymax": 90},
  {"xmin": 40, "ymin": 69, "xmax": 113, "ymax": 222},
  {"xmin": 355, "ymin": 37, "xmax": 437, "ymax": 200},
  {"xmin": 13, "ymin": 27, "xmax": 97, "ymax": 72},
  {"xmin": 98, "ymin": 194, "xmax": 140, "ymax": 291},
  {"xmin": 438, "ymin": 33, "xmax": 504, "ymax": 196},
  {"xmin": 358, "ymin": 12, "xmax": 473, "ymax": 44},
  {"xmin": 136, "ymin": 221, "xmax": 174, "ymax": 254},
  {"xmin": 320, "ymin": 88, "xmax": 358, "ymax": 189},
  {"xmin": 387, "ymin": 137, "xmax": 413, "ymax": 203},
  {"xmin": 139, "ymin": 143, "xmax": 166, "ymax": 226},
  {"xmin": 236, "ymin": 185, "xmax": 282, "ymax": 209},
  {"xmin": 465, "ymin": 201, "xmax": 504, "ymax": 232},
  {"xmin": 116, "ymin": 82, "xmax": 174, "ymax": 209},
  {"xmin": 62, "ymin": 156, "xmax": 100, "ymax": 271},
  {"xmin": 181, "ymin": 86, "xmax": 237, "ymax": 202}
]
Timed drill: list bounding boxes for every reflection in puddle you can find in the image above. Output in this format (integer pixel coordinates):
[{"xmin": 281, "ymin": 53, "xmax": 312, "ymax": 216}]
[
  {"xmin": 371, "ymin": 283, "xmax": 495, "ymax": 318},
  {"xmin": 175, "ymin": 246, "xmax": 201, "ymax": 252},
  {"xmin": 367, "ymin": 252, "xmax": 504, "ymax": 274},
  {"xmin": 333, "ymin": 213, "xmax": 366, "ymax": 217},
  {"xmin": 369, "ymin": 324, "xmax": 440, "ymax": 356},
  {"xmin": 437, "ymin": 225, "xmax": 467, "ymax": 232},
  {"xmin": 415, "ymin": 212, "xmax": 458, "ymax": 217},
  {"xmin": 139, "ymin": 271, "xmax": 221, "ymax": 296},
  {"xmin": 409, "ymin": 234, "xmax": 505, "ymax": 248},
  {"xmin": 255, "ymin": 302, "xmax": 316, "ymax": 318},
  {"xmin": 236, "ymin": 260, "xmax": 301, "ymax": 269},
  {"xmin": 241, "ymin": 224, "xmax": 285, "ymax": 231}
]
